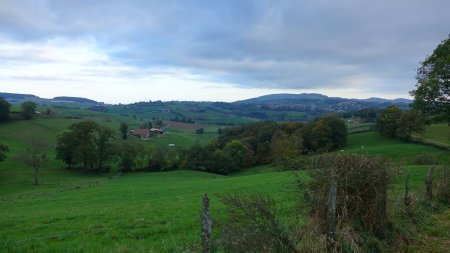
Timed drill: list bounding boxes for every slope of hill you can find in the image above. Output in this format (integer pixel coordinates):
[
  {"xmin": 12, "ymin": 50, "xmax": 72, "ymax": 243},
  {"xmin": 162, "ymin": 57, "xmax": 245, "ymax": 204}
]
[
  {"xmin": 235, "ymin": 93, "xmax": 411, "ymax": 112},
  {"xmin": 1, "ymin": 91, "xmax": 412, "ymax": 123},
  {"xmin": 1, "ymin": 129, "xmax": 449, "ymax": 252},
  {"xmin": 0, "ymin": 92, "xmax": 101, "ymax": 108}
]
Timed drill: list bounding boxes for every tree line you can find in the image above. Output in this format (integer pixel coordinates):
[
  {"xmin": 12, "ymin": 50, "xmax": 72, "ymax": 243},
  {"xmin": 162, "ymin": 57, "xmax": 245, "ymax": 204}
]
[
  {"xmin": 376, "ymin": 106, "xmax": 425, "ymax": 139},
  {"xmin": 0, "ymin": 98, "xmax": 38, "ymax": 121},
  {"xmin": 54, "ymin": 114, "xmax": 347, "ymax": 174}
]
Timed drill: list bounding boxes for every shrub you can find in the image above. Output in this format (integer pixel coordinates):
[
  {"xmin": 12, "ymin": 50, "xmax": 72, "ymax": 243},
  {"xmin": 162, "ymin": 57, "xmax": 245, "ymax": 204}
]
[
  {"xmin": 218, "ymin": 192, "xmax": 297, "ymax": 252},
  {"xmin": 435, "ymin": 167, "xmax": 450, "ymax": 204},
  {"xmin": 306, "ymin": 154, "xmax": 393, "ymax": 242},
  {"xmin": 414, "ymin": 153, "xmax": 438, "ymax": 165}
]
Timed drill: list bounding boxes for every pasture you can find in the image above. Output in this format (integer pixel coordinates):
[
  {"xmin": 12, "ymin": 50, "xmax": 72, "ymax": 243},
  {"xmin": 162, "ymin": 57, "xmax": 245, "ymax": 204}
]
[{"xmin": 1, "ymin": 116, "xmax": 450, "ymax": 252}]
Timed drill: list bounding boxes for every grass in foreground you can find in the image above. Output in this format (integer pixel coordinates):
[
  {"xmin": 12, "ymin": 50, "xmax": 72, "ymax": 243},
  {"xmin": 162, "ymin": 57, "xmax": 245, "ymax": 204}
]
[{"xmin": 0, "ymin": 170, "xmax": 299, "ymax": 252}]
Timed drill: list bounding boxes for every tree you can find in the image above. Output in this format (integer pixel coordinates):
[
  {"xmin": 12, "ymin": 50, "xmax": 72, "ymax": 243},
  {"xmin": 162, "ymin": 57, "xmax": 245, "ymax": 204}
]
[
  {"xmin": 0, "ymin": 97, "xmax": 11, "ymax": 122},
  {"xmin": 21, "ymin": 141, "xmax": 49, "ymax": 185},
  {"xmin": 223, "ymin": 140, "xmax": 247, "ymax": 172},
  {"xmin": 396, "ymin": 109, "xmax": 425, "ymax": 139},
  {"xmin": 95, "ymin": 126, "xmax": 116, "ymax": 170},
  {"xmin": 310, "ymin": 115, "xmax": 347, "ymax": 152},
  {"xmin": 56, "ymin": 121, "xmax": 116, "ymax": 172},
  {"xmin": 55, "ymin": 131, "xmax": 79, "ymax": 168},
  {"xmin": 0, "ymin": 144, "xmax": 9, "ymax": 163},
  {"xmin": 377, "ymin": 106, "xmax": 403, "ymax": 137},
  {"xmin": 119, "ymin": 141, "xmax": 141, "ymax": 172},
  {"xmin": 120, "ymin": 122, "xmax": 128, "ymax": 140},
  {"xmin": 196, "ymin": 128, "xmax": 204, "ymax": 134},
  {"xmin": 148, "ymin": 146, "xmax": 168, "ymax": 171},
  {"xmin": 410, "ymin": 35, "xmax": 450, "ymax": 124},
  {"xmin": 21, "ymin": 101, "xmax": 37, "ymax": 120}
]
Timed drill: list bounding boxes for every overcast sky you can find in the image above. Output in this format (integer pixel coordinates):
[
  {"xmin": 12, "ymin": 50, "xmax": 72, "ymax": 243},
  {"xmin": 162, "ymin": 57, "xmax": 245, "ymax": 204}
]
[{"xmin": 0, "ymin": 0, "xmax": 449, "ymax": 103}]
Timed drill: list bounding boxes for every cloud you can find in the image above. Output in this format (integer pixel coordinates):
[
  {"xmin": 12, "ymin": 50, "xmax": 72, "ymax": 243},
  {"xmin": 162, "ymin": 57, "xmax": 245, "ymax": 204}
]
[{"xmin": 0, "ymin": 0, "xmax": 449, "ymax": 102}]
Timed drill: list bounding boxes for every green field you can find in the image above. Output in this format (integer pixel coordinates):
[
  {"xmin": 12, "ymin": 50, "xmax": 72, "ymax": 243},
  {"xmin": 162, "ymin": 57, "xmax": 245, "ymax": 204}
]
[
  {"xmin": 344, "ymin": 131, "xmax": 450, "ymax": 163},
  {"xmin": 413, "ymin": 123, "xmax": 450, "ymax": 146},
  {"xmin": 1, "ymin": 116, "xmax": 450, "ymax": 252}
]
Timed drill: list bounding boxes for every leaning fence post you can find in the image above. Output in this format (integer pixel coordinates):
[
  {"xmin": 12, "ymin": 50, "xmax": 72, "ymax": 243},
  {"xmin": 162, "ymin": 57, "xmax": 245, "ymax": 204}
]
[
  {"xmin": 326, "ymin": 175, "xmax": 338, "ymax": 252},
  {"xmin": 426, "ymin": 166, "xmax": 434, "ymax": 201},
  {"xmin": 201, "ymin": 193, "xmax": 212, "ymax": 253}
]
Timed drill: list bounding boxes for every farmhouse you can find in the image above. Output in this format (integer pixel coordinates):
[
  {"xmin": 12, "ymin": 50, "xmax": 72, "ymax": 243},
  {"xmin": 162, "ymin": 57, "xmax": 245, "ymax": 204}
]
[
  {"xmin": 130, "ymin": 128, "xmax": 150, "ymax": 139},
  {"xmin": 150, "ymin": 128, "xmax": 164, "ymax": 134}
]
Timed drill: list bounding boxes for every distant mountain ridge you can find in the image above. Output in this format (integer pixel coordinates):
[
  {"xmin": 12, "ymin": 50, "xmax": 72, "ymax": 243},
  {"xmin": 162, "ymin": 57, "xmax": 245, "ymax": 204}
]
[
  {"xmin": 0, "ymin": 91, "xmax": 413, "ymax": 123},
  {"xmin": 234, "ymin": 93, "xmax": 411, "ymax": 112},
  {"xmin": 236, "ymin": 93, "xmax": 411, "ymax": 104},
  {"xmin": 0, "ymin": 92, "xmax": 99, "ymax": 106}
]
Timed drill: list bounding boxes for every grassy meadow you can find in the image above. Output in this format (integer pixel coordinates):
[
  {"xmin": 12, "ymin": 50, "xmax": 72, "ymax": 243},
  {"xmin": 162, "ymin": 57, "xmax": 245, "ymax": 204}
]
[{"xmin": 1, "ymin": 113, "xmax": 450, "ymax": 252}]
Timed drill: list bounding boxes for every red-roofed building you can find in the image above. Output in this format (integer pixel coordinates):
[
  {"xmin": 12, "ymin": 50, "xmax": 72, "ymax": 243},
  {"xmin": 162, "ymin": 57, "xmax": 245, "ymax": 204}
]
[{"xmin": 130, "ymin": 128, "xmax": 150, "ymax": 139}]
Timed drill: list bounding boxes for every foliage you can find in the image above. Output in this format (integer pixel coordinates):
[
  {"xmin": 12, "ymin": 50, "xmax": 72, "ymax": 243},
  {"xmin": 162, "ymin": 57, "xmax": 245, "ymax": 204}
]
[
  {"xmin": 20, "ymin": 101, "xmax": 37, "ymax": 120},
  {"xmin": 147, "ymin": 146, "xmax": 169, "ymax": 171},
  {"xmin": 410, "ymin": 35, "xmax": 450, "ymax": 124},
  {"xmin": 0, "ymin": 144, "xmax": 9, "ymax": 163},
  {"xmin": 396, "ymin": 109, "xmax": 425, "ymax": 139},
  {"xmin": 119, "ymin": 122, "xmax": 128, "ymax": 140},
  {"xmin": 95, "ymin": 126, "xmax": 116, "ymax": 170},
  {"xmin": 20, "ymin": 141, "xmax": 50, "ymax": 185},
  {"xmin": 304, "ymin": 114, "xmax": 347, "ymax": 152},
  {"xmin": 196, "ymin": 127, "xmax": 204, "ymax": 134},
  {"xmin": 223, "ymin": 140, "xmax": 247, "ymax": 172},
  {"xmin": 218, "ymin": 192, "xmax": 297, "ymax": 252},
  {"xmin": 435, "ymin": 166, "xmax": 450, "ymax": 204},
  {"xmin": 414, "ymin": 153, "xmax": 438, "ymax": 165},
  {"xmin": 377, "ymin": 105, "xmax": 403, "ymax": 137},
  {"xmin": 55, "ymin": 121, "xmax": 116, "ymax": 172},
  {"xmin": 118, "ymin": 141, "xmax": 142, "ymax": 172},
  {"xmin": 180, "ymin": 142, "xmax": 213, "ymax": 171},
  {"xmin": 377, "ymin": 106, "xmax": 425, "ymax": 139},
  {"xmin": 306, "ymin": 154, "xmax": 392, "ymax": 239},
  {"xmin": 0, "ymin": 97, "xmax": 11, "ymax": 122}
]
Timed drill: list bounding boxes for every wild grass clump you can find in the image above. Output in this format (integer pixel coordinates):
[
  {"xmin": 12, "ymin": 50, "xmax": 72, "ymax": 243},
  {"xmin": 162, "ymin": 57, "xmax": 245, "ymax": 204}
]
[
  {"xmin": 414, "ymin": 153, "xmax": 438, "ymax": 165},
  {"xmin": 302, "ymin": 154, "xmax": 394, "ymax": 251},
  {"xmin": 435, "ymin": 166, "xmax": 450, "ymax": 204},
  {"xmin": 217, "ymin": 192, "xmax": 298, "ymax": 253}
]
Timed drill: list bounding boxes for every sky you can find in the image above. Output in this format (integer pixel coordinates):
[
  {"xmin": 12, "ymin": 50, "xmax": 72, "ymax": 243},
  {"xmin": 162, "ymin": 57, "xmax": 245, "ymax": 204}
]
[{"xmin": 0, "ymin": 0, "xmax": 449, "ymax": 104}]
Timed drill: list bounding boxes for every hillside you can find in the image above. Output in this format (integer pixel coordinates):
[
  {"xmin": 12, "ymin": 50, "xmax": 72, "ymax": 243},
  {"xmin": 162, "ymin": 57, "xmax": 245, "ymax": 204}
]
[
  {"xmin": 236, "ymin": 93, "xmax": 412, "ymax": 112},
  {"xmin": 0, "ymin": 92, "xmax": 101, "ymax": 108},
  {"xmin": 1, "ymin": 127, "xmax": 449, "ymax": 252},
  {"xmin": 1, "ymin": 92, "xmax": 414, "ymax": 123}
]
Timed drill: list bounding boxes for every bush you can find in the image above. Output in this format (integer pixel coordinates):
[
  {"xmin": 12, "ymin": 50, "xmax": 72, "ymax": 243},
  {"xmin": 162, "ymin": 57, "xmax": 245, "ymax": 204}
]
[
  {"xmin": 306, "ymin": 154, "xmax": 393, "ymax": 241},
  {"xmin": 414, "ymin": 153, "xmax": 438, "ymax": 165},
  {"xmin": 218, "ymin": 193, "xmax": 297, "ymax": 252},
  {"xmin": 435, "ymin": 167, "xmax": 450, "ymax": 204}
]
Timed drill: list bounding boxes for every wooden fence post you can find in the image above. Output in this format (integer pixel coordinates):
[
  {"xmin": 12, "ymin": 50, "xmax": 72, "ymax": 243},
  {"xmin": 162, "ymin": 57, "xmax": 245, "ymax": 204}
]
[
  {"xmin": 404, "ymin": 171, "xmax": 411, "ymax": 215},
  {"xmin": 426, "ymin": 166, "xmax": 434, "ymax": 201},
  {"xmin": 201, "ymin": 193, "xmax": 212, "ymax": 253},
  {"xmin": 326, "ymin": 175, "xmax": 338, "ymax": 252}
]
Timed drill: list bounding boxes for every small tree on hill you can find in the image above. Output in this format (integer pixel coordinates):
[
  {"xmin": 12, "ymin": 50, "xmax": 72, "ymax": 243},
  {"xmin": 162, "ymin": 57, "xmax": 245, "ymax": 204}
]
[
  {"xmin": 0, "ymin": 97, "xmax": 11, "ymax": 122},
  {"xmin": 21, "ymin": 101, "xmax": 37, "ymax": 120},
  {"xmin": 20, "ymin": 141, "xmax": 49, "ymax": 185}
]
